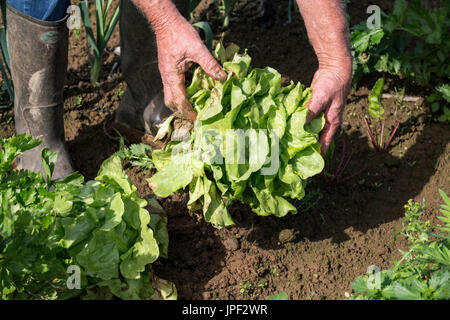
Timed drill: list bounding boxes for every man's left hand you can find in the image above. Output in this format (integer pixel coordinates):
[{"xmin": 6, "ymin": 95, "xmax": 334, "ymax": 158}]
[{"xmin": 306, "ymin": 65, "xmax": 352, "ymax": 155}]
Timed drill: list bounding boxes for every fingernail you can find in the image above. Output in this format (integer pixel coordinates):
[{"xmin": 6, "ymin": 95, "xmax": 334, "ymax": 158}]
[
  {"xmin": 321, "ymin": 145, "xmax": 327, "ymax": 155},
  {"xmin": 215, "ymin": 70, "xmax": 226, "ymax": 82}
]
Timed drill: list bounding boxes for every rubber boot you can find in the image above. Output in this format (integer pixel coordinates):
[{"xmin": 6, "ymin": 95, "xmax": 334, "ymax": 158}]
[
  {"xmin": 7, "ymin": 4, "xmax": 73, "ymax": 180},
  {"xmin": 116, "ymin": 0, "xmax": 189, "ymax": 135}
]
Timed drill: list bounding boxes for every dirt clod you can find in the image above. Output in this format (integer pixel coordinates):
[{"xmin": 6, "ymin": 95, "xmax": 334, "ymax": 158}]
[
  {"xmin": 223, "ymin": 237, "xmax": 240, "ymax": 251},
  {"xmin": 278, "ymin": 229, "xmax": 297, "ymax": 244}
]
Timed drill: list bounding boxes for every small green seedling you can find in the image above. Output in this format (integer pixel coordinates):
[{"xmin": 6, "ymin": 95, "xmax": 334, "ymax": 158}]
[
  {"xmin": 267, "ymin": 292, "xmax": 288, "ymax": 300},
  {"xmin": 270, "ymin": 267, "xmax": 278, "ymax": 276},
  {"xmin": 258, "ymin": 280, "xmax": 268, "ymax": 288},
  {"xmin": 407, "ymin": 160, "xmax": 417, "ymax": 168},
  {"xmin": 75, "ymin": 96, "xmax": 83, "ymax": 108},
  {"xmin": 114, "ymin": 136, "xmax": 154, "ymax": 173},
  {"xmin": 372, "ymin": 182, "xmax": 383, "ymax": 188},
  {"xmin": 239, "ymin": 281, "xmax": 252, "ymax": 294}
]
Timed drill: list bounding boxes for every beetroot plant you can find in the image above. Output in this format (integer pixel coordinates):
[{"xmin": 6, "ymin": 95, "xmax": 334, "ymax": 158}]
[{"xmin": 364, "ymin": 78, "xmax": 400, "ymax": 152}]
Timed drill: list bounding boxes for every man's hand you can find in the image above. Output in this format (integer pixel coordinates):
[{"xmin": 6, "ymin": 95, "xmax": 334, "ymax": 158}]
[
  {"xmin": 296, "ymin": 0, "xmax": 352, "ymax": 154},
  {"xmin": 133, "ymin": 0, "xmax": 226, "ymax": 121},
  {"xmin": 307, "ymin": 65, "xmax": 351, "ymax": 155},
  {"xmin": 155, "ymin": 18, "xmax": 227, "ymax": 120}
]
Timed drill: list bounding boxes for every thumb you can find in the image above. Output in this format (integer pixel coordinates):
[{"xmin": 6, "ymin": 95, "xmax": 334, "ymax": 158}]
[
  {"xmin": 305, "ymin": 88, "xmax": 330, "ymax": 124},
  {"xmin": 194, "ymin": 46, "xmax": 227, "ymax": 82},
  {"xmin": 305, "ymin": 97, "xmax": 327, "ymax": 125}
]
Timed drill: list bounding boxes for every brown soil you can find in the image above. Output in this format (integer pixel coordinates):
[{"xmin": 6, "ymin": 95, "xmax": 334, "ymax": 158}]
[{"xmin": 0, "ymin": 0, "xmax": 448, "ymax": 300}]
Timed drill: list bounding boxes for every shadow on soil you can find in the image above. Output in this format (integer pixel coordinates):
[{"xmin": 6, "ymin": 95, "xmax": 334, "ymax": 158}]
[
  {"xmin": 240, "ymin": 116, "xmax": 448, "ymax": 249},
  {"xmin": 153, "ymin": 200, "xmax": 227, "ymax": 300}
]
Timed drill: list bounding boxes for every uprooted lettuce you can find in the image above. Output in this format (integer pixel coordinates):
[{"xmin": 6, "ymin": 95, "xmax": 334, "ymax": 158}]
[
  {"xmin": 149, "ymin": 43, "xmax": 325, "ymax": 229},
  {"xmin": 0, "ymin": 134, "xmax": 174, "ymax": 300}
]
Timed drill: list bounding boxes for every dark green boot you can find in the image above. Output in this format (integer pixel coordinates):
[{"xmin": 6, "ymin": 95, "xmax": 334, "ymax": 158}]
[
  {"xmin": 7, "ymin": 4, "xmax": 73, "ymax": 179},
  {"xmin": 116, "ymin": 0, "xmax": 189, "ymax": 135}
]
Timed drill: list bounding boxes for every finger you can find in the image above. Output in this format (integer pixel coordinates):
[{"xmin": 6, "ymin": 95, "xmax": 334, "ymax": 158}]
[
  {"xmin": 162, "ymin": 77, "xmax": 178, "ymax": 113},
  {"xmin": 162, "ymin": 73, "xmax": 189, "ymax": 111},
  {"xmin": 166, "ymin": 73, "xmax": 197, "ymax": 121},
  {"xmin": 162, "ymin": 83, "xmax": 196, "ymax": 122},
  {"xmin": 183, "ymin": 109, "xmax": 197, "ymax": 122},
  {"xmin": 306, "ymin": 88, "xmax": 331, "ymax": 124},
  {"xmin": 319, "ymin": 121, "xmax": 337, "ymax": 155},
  {"xmin": 319, "ymin": 103, "xmax": 342, "ymax": 155},
  {"xmin": 193, "ymin": 45, "xmax": 227, "ymax": 82}
]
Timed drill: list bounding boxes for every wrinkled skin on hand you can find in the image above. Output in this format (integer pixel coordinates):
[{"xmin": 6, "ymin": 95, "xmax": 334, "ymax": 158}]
[
  {"xmin": 306, "ymin": 67, "xmax": 351, "ymax": 155},
  {"xmin": 296, "ymin": 0, "xmax": 353, "ymax": 155},
  {"xmin": 134, "ymin": 0, "xmax": 226, "ymax": 121},
  {"xmin": 154, "ymin": 17, "xmax": 226, "ymax": 121}
]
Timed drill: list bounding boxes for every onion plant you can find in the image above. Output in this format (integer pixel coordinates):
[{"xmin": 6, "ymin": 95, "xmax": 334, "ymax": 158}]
[
  {"xmin": 211, "ymin": 0, "xmax": 236, "ymax": 28},
  {"xmin": 188, "ymin": 0, "xmax": 202, "ymax": 18},
  {"xmin": 0, "ymin": 0, "xmax": 13, "ymax": 104},
  {"xmin": 287, "ymin": 0, "xmax": 293, "ymax": 24},
  {"xmin": 79, "ymin": 0, "xmax": 119, "ymax": 86},
  {"xmin": 188, "ymin": 0, "xmax": 213, "ymax": 52},
  {"xmin": 220, "ymin": 0, "xmax": 236, "ymax": 28}
]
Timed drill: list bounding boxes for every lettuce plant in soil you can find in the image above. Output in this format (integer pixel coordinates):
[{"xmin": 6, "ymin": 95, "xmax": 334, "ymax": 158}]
[
  {"xmin": 149, "ymin": 43, "xmax": 326, "ymax": 229},
  {"xmin": 0, "ymin": 134, "xmax": 175, "ymax": 300}
]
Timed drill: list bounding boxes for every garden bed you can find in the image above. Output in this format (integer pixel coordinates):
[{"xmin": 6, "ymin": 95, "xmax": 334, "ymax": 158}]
[{"xmin": 0, "ymin": 0, "xmax": 448, "ymax": 300}]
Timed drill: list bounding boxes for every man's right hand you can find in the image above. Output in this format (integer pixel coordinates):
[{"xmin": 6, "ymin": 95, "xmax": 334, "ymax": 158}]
[
  {"xmin": 155, "ymin": 16, "xmax": 227, "ymax": 121},
  {"xmin": 133, "ymin": 0, "xmax": 226, "ymax": 121}
]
